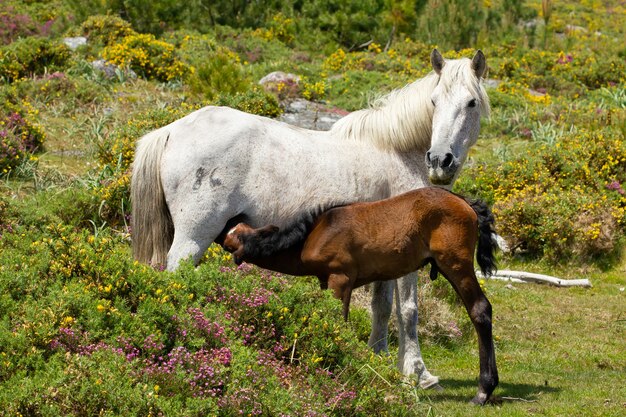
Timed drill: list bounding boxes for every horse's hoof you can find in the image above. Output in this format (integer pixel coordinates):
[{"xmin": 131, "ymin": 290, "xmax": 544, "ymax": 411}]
[
  {"xmin": 418, "ymin": 374, "xmax": 441, "ymax": 390},
  {"xmin": 470, "ymin": 393, "xmax": 489, "ymax": 405},
  {"xmin": 428, "ymin": 383, "xmax": 444, "ymax": 392}
]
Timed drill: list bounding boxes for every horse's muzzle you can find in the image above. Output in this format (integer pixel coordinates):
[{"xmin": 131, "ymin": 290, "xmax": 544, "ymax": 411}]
[{"xmin": 426, "ymin": 151, "xmax": 458, "ymax": 185}]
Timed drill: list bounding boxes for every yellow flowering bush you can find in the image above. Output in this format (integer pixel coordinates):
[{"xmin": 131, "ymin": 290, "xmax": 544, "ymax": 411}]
[
  {"xmin": 0, "ymin": 100, "xmax": 45, "ymax": 176},
  {"xmin": 253, "ymin": 13, "xmax": 295, "ymax": 45},
  {"xmin": 302, "ymin": 80, "xmax": 326, "ymax": 101},
  {"xmin": 102, "ymin": 34, "xmax": 190, "ymax": 82},
  {"xmin": 188, "ymin": 46, "xmax": 249, "ymax": 100},
  {"xmin": 0, "ymin": 37, "xmax": 71, "ymax": 82},
  {"xmin": 70, "ymin": 14, "xmax": 135, "ymax": 46},
  {"xmin": 456, "ymin": 125, "xmax": 626, "ymax": 261},
  {"xmin": 489, "ymin": 48, "xmax": 626, "ymax": 96},
  {"xmin": 322, "ymin": 48, "xmax": 347, "ymax": 72},
  {"xmin": 211, "ymin": 88, "xmax": 282, "ymax": 118}
]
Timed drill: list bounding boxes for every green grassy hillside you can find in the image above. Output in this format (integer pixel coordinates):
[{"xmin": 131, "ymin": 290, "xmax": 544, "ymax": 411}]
[{"xmin": 0, "ymin": 0, "xmax": 624, "ymax": 415}]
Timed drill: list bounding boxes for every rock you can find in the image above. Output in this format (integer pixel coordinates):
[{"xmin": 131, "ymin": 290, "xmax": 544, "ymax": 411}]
[
  {"xmin": 259, "ymin": 71, "xmax": 300, "ymax": 86},
  {"xmin": 91, "ymin": 59, "xmax": 137, "ymax": 80},
  {"xmin": 527, "ymin": 88, "xmax": 546, "ymax": 97},
  {"xmin": 259, "ymin": 71, "xmax": 301, "ymax": 100},
  {"xmin": 63, "ymin": 37, "xmax": 87, "ymax": 50},
  {"xmin": 279, "ymin": 99, "xmax": 348, "ymax": 131},
  {"xmin": 493, "ymin": 234, "xmax": 510, "ymax": 253},
  {"xmin": 566, "ymin": 24, "xmax": 587, "ymax": 33}
]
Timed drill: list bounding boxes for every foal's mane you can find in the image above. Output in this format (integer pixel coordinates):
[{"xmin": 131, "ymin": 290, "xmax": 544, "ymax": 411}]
[{"xmin": 329, "ymin": 57, "xmax": 490, "ymax": 152}]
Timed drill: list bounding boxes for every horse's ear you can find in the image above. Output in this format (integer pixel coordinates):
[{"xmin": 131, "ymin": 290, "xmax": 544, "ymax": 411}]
[
  {"xmin": 471, "ymin": 50, "xmax": 487, "ymax": 78},
  {"xmin": 430, "ymin": 49, "xmax": 445, "ymax": 75}
]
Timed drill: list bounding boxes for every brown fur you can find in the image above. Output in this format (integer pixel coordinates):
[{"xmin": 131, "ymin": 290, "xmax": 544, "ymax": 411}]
[{"xmin": 223, "ymin": 187, "xmax": 498, "ymax": 404}]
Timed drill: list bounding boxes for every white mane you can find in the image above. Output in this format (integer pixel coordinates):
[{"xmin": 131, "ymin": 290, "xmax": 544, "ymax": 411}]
[{"xmin": 329, "ymin": 57, "xmax": 490, "ymax": 152}]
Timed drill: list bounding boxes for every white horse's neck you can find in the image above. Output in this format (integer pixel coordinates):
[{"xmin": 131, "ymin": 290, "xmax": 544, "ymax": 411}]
[
  {"xmin": 390, "ymin": 149, "xmax": 433, "ymax": 193},
  {"xmin": 329, "ymin": 73, "xmax": 438, "ymax": 153}
]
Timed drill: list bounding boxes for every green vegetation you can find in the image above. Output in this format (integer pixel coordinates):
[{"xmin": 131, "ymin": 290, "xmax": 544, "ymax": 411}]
[{"xmin": 0, "ymin": 0, "xmax": 624, "ymax": 415}]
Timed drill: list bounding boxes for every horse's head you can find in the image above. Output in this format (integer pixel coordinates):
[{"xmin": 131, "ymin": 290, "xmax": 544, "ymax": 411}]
[{"xmin": 426, "ymin": 49, "xmax": 489, "ymax": 186}]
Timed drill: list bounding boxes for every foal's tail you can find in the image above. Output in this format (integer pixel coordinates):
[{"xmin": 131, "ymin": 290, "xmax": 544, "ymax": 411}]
[
  {"xmin": 131, "ymin": 129, "xmax": 174, "ymax": 266},
  {"xmin": 465, "ymin": 198, "xmax": 497, "ymax": 277}
]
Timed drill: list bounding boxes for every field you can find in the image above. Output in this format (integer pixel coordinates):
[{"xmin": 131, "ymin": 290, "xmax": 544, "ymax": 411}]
[{"xmin": 0, "ymin": 0, "xmax": 624, "ymax": 416}]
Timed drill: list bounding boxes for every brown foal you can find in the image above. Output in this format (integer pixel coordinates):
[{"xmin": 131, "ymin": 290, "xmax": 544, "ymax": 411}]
[{"xmin": 223, "ymin": 187, "xmax": 498, "ymax": 405}]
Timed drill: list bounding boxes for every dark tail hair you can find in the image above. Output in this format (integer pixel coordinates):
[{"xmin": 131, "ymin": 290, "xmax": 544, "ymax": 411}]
[
  {"xmin": 239, "ymin": 209, "xmax": 321, "ymax": 260},
  {"xmin": 465, "ymin": 198, "xmax": 498, "ymax": 277}
]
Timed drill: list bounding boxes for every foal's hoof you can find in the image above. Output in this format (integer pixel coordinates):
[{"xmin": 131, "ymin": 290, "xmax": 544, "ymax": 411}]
[{"xmin": 470, "ymin": 393, "xmax": 489, "ymax": 405}]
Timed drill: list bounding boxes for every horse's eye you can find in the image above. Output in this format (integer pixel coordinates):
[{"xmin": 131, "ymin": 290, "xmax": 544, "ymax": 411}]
[{"xmin": 468, "ymin": 99, "xmax": 477, "ymax": 108}]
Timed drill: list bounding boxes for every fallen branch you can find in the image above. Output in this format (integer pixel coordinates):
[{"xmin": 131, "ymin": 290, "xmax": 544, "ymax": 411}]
[
  {"xmin": 477, "ymin": 269, "xmax": 592, "ymax": 288},
  {"xmin": 500, "ymin": 396, "xmax": 537, "ymax": 403}
]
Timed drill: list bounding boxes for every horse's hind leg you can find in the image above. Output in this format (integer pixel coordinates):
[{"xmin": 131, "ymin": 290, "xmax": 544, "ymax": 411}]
[
  {"xmin": 444, "ymin": 265, "xmax": 498, "ymax": 404},
  {"xmin": 394, "ymin": 273, "xmax": 440, "ymax": 389}
]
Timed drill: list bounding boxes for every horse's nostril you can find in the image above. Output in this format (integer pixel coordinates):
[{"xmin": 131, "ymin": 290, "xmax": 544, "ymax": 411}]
[
  {"xmin": 441, "ymin": 153, "xmax": 454, "ymax": 168},
  {"xmin": 426, "ymin": 151, "xmax": 432, "ymax": 162}
]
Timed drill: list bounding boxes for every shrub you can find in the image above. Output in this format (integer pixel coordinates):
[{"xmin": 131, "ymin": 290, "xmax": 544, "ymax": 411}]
[
  {"xmin": 69, "ymin": 14, "xmax": 135, "ymax": 46},
  {"xmin": 212, "ymin": 88, "xmax": 282, "ymax": 118},
  {"xmin": 0, "ymin": 107, "xmax": 45, "ymax": 176},
  {"xmin": 102, "ymin": 33, "xmax": 190, "ymax": 82},
  {"xmin": 187, "ymin": 46, "xmax": 250, "ymax": 100},
  {"xmin": 253, "ymin": 13, "xmax": 296, "ymax": 45},
  {"xmin": 417, "ymin": 0, "xmax": 485, "ymax": 50},
  {"xmin": 0, "ymin": 5, "xmax": 39, "ymax": 45},
  {"xmin": 456, "ymin": 126, "xmax": 626, "ymax": 261},
  {"xmin": 0, "ymin": 219, "xmax": 419, "ymax": 415},
  {"xmin": 0, "ymin": 37, "xmax": 71, "ymax": 82}
]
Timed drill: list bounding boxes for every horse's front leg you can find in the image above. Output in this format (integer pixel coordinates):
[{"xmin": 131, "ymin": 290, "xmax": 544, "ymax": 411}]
[
  {"xmin": 394, "ymin": 272, "xmax": 440, "ymax": 389},
  {"xmin": 368, "ymin": 280, "xmax": 394, "ymax": 353}
]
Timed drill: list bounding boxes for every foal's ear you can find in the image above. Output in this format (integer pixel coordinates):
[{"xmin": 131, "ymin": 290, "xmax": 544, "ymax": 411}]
[
  {"xmin": 430, "ymin": 49, "xmax": 445, "ymax": 75},
  {"xmin": 257, "ymin": 225, "xmax": 279, "ymax": 237},
  {"xmin": 471, "ymin": 50, "xmax": 487, "ymax": 79}
]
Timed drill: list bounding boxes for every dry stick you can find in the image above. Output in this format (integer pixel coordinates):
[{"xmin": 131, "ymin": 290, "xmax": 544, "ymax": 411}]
[
  {"xmin": 363, "ymin": 364, "xmax": 393, "ymax": 387},
  {"xmin": 501, "ymin": 396, "xmax": 538, "ymax": 403},
  {"xmin": 290, "ymin": 337, "xmax": 298, "ymax": 364},
  {"xmin": 477, "ymin": 269, "xmax": 592, "ymax": 287}
]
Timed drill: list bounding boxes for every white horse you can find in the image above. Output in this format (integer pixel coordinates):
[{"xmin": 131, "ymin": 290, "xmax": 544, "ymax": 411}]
[{"xmin": 131, "ymin": 49, "xmax": 490, "ymax": 389}]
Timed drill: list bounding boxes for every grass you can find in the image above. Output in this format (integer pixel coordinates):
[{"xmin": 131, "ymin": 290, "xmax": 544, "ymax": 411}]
[{"xmin": 418, "ymin": 273, "xmax": 626, "ymax": 416}]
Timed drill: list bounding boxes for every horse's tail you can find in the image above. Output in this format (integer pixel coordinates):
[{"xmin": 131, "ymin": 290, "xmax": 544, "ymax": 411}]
[
  {"xmin": 240, "ymin": 208, "xmax": 323, "ymax": 260},
  {"xmin": 465, "ymin": 198, "xmax": 497, "ymax": 277},
  {"xmin": 131, "ymin": 129, "xmax": 174, "ymax": 266}
]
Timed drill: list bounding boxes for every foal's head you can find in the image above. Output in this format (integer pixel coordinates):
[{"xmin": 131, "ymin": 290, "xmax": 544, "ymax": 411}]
[
  {"xmin": 223, "ymin": 223, "xmax": 251, "ymax": 264},
  {"xmin": 426, "ymin": 49, "xmax": 490, "ymax": 186},
  {"xmin": 223, "ymin": 223, "xmax": 279, "ymax": 264}
]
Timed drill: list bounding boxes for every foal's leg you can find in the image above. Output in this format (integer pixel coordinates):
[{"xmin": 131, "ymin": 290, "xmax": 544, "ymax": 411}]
[
  {"xmin": 446, "ymin": 267, "xmax": 498, "ymax": 404},
  {"xmin": 394, "ymin": 272, "xmax": 440, "ymax": 389},
  {"xmin": 327, "ymin": 274, "xmax": 352, "ymax": 321}
]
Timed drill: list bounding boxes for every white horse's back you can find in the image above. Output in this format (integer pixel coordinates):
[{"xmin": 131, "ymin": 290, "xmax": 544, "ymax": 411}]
[{"xmin": 156, "ymin": 106, "xmax": 399, "ymax": 257}]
